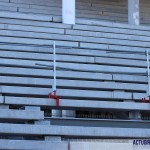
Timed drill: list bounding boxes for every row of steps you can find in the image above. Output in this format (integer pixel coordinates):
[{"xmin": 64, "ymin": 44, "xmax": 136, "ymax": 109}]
[
  {"xmin": 1, "ymin": 97, "xmax": 150, "ymax": 149},
  {"xmin": 0, "ymin": 12, "xmax": 149, "ymax": 104},
  {"xmin": 0, "ymin": 12, "xmax": 149, "ymax": 101},
  {"xmin": 0, "ymin": 0, "xmax": 150, "ymax": 24},
  {"xmin": 0, "ymin": 10, "xmax": 150, "ymax": 149}
]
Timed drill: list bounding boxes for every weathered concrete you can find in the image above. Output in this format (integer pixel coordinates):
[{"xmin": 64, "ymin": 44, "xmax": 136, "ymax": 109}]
[
  {"xmin": 62, "ymin": 0, "xmax": 75, "ymax": 24},
  {"xmin": 129, "ymin": 111, "xmax": 141, "ymax": 120},
  {"xmin": 70, "ymin": 141, "xmax": 145, "ymax": 150},
  {"xmin": 5, "ymin": 97, "xmax": 150, "ymax": 111},
  {"xmin": 1, "ymin": 86, "xmax": 134, "ymax": 100},
  {"xmin": 1, "ymin": 0, "xmax": 150, "ymax": 25},
  {"xmin": 128, "ymin": 0, "xmax": 140, "ymax": 25},
  {"xmin": 0, "ymin": 140, "xmax": 67, "ymax": 150},
  {"xmin": 62, "ymin": 110, "xmax": 76, "ymax": 118},
  {"xmin": 25, "ymin": 106, "xmax": 41, "ymax": 111},
  {"xmin": 0, "ymin": 11, "xmax": 53, "ymax": 21},
  {"xmin": 0, "ymin": 1, "xmax": 150, "ymax": 142},
  {"xmin": 0, "ymin": 139, "xmax": 146, "ymax": 150},
  {"xmin": 0, "ymin": 96, "xmax": 4, "ymax": 104},
  {"xmin": 45, "ymin": 136, "xmax": 62, "ymax": 142},
  {"xmin": 51, "ymin": 109, "xmax": 62, "ymax": 117},
  {"xmin": 0, "ymin": 76, "xmax": 146, "ymax": 92},
  {"xmin": 0, "ymin": 123, "xmax": 150, "ymax": 138},
  {"xmin": 49, "ymin": 117, "xmax": 150, "ymax": 129},
  {"xmin": 0, "ymin": 105, "xmax": 9, "ymax": 109},
  {"xmin": 34, "ymin": 120, "xmax": 50, "ymax": 125},
  {"xmin": 0, "ymin": 109, "xmax": 44, "ymax": 120}
]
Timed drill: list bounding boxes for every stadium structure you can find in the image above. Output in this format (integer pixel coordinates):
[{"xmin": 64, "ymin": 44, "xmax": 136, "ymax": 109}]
[{"xmin": 0, "ymin": 0, "xmax": 150, "ymax": 149}]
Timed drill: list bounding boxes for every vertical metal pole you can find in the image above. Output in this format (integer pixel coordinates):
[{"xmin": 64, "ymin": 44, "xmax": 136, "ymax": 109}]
[
  {"xmin": 52, "ymin": 41, "xmax": 56, "ymax": 92},
  {"xmin": 51, "ymin": 42, "xmax": 61, "ymax": 115},
  {"xmin": 146, "ymin": 50, "xmax": 150, "ymax": 96}
]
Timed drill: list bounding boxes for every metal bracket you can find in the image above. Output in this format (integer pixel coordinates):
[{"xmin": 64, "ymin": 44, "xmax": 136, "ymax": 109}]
[{"xmin": 49, "ymin": 91, "xmax": 60, "ymax": 106}]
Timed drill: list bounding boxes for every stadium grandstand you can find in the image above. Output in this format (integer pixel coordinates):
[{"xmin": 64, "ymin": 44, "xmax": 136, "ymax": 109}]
[{"xmin": 0, "ymin": 0, "xmax": 150, "ymax": 149}]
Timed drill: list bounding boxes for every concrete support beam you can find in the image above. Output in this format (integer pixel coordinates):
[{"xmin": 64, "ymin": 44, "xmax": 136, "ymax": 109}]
[
  {"xmin": 0, "ymin": 105, "xmax": 9, "ymax": 109},
  {"xmin": 1, "ymin": 123, "xmax": 150, "ymax": 138},
  {"xmin": 128, "ymin": 0, "xmax": 140, "ymax": 25},
  {"xmin": 51, "ymin": 109, "xmax": 62, "ymax": 117},
  {"xmin": 0, "ymin": 140, "xmax": 67, "ymax": 150},
  {"xmin": 0, "ymin": 109, "xmax": 44, "ymax": 121},
  {"xmin": 5, "ymin": 97, "xmax": 150, "ymax": 112},
  {"xmin": 49, "ymin": 117, "xmax": 150, "ymax": 129},
  {"xmin": 0, "ymin": 95, "xmax": 4, "ymax": 104},
  {"xmin": 129, "ymin": 111, "xmax": 141, "ymax": 120},
  {"xmin": 45, "ymin": 136, "xmax": 61, "ymax": 142},
  {"xmin": 62, "ymin": 110, "xmax": 76, "ymax": 118},
  {"xmin": 62, "ymin": 0, "xmax": 75, "ymax": 24},
  {"xmin": 24, "ymin": 106, "xmax": 41, "ymax": 111},
  {"xmin": 35, "ymin": 120, "xmax": 50, "ymax": 125}
]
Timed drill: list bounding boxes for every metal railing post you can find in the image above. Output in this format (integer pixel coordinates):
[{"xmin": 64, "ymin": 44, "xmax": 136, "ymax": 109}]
[
  {"xmin": 146, "ymin": 50, "xmax": 150, "ymax": 97},
  {"xmin": 52, "ymin": 41, "xmax": 56, "ymax": 93}
]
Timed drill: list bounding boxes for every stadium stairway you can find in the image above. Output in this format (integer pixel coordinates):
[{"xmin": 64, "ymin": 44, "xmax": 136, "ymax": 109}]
[{"xmin": 0, "ymin": 9, "xmax": 150, "ymax": 149}]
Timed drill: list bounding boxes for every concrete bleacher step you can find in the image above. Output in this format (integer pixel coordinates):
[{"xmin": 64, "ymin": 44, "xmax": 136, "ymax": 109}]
[
  {"xmin": 0, "ymin": 107, "xmax": 44, "ymax": 121},
  {"xmin": 0, "ymin": 14, "xmax": 149, "ymax": 44},
  {"xmin": 67, "ymin": 28, "xmax": 150, "ymax": 42},
  {"xmin": 2, "ymin": 96, "xmax": 149, "ymax": 111},
  {"xmin": 0, "ymin": 67, "xmax": 113, "ymax": 81},
  {"xmin": 0, "ymin": 85, "xmax": 145, "ymax": 101},
  {"xmin": 4, "ymin": 96, "xmax": 150, "ymax": 111},
  {"xmin": 0, "ymin": 49, "xmax": 148, "ymax": 68},
  {"xmin": 0, "ymin": 76, "xmax": 146, "ymax": 92},
  {"xmin": 0, "ymin": 43, "xmax": 147, "ymax": 61},
  {"xmin": 0, "ymin": 44, "xmax": 147, "ymax": 59},
  {"xmin": 0, "ymin": 85, "xmax": 135, "ymax": 100},
  {"xmin": 0, "ymin": 57, "xmax": 147, "ymax": 75},
  {"xmin": 75, "ymin": 18, "xmax": 150, "ymax": 30},
  {"xmin": 49, "ymin": 117, "xmax": 150, "ymax": 129},
  {"xmin": 0, "ymin": 17, "xmax": 72, "ymax": 29},
  {"xmin": 0, "ymin": 0, "xmax": 150, "ymax": 25},
  {"xmin": 7, "ymin": 24, "xmax": 65, "ymax": 34},
  {"xmin": 0, "ymin": 13, "xmax": 148, "ymax": 50},
  {"xmin": 0, "ymin": 123, "xmax": 150, "ymax": 138},
  {"xmin": 0, "ymin": 29, "xmax": 150, "ymax": 48},
  {"xmin": 0, "ymin": 64, "xmax": 147, "ymax": 84},
  {"xmin": 0, "ymin": 140, "xmax": 67, "ymax": 150},
  {"xmin": 0, "ymin": 96, "xmax": 44, "ymax": 121},
  {"xmin": 0, "ymin": 37, "xmax": 78, "ymax": 47},
  {"xmin": 0, "ymin": 18, "xmax": 149, "ymax": 54},
  {"xmin": 0, "ymin": 50, "xmax": 95, "ymax": 64},
  {"xmin": 0, "ymin": 11, "xmax": 53, "ymax": 22}
]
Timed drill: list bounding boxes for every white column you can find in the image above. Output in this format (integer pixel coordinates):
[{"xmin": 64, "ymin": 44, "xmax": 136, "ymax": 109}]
[
  {"xmin": 62, "ymin": 0, "xmax": 75, "ymax": 24},
  {"xmin": 128, "ymin": 0, "xmax": 140, "ymax": 25}
]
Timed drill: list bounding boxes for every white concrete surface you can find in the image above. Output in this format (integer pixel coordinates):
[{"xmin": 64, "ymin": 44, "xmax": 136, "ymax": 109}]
[
  {"xmin": 128, "ymin": 0, "xmax": 140, "ymax": 25},
  {"xmin": 62, "ymin": 0, "xmax": 75, "ymax": 24}
]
